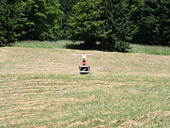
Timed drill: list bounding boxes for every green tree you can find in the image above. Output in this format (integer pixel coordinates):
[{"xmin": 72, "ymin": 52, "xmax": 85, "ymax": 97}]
[
  {"xmin": 0, "ymin": 0, "xmax": 8, "ymax": 45},
  {"xmin": 59, "ymin": 0, "xmax": 80, "ymax": 38},
  {"xmin": 67, "ymin": 0, "xmax": 132, "ymax": 52},
  {"xmin": 0, "ymin": 0, "xmax": 22, "ymax": 46},
  {"xmin": 19, "ymin": 0, "xmax": 63, "ymax": 41},
  {"xmin": 67, "ymin": 0, "xmax": 104, "ymax": 48},
  {"xmin": 129, "ymin": 0, "xmax": 144, "ymax": 42},
  {"xmin": 135, "ymin": 0, "xmax": 170, "ymax": 46},
  {"xmin": 102, "ymin": 0, "xmax": 132, "ymax": 51}
]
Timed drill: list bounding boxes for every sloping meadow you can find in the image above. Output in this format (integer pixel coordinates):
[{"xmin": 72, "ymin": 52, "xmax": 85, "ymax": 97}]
[{"xmin": 0, "ymin": 47, "xmax": 170, "ymax": 127}]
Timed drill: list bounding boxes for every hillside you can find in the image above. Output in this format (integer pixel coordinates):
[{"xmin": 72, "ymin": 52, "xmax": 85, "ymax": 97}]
[
  {"xmin": 0, "ymin": 47, "xmax": 170, "ymax": 127},
  {"xmin": 1, "ymin": 47, "xmax": 170, "ymax": 76}
]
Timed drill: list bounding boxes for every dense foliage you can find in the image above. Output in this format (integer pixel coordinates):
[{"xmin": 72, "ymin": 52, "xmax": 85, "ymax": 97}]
[
  {"xmin": 101, "ymin": 0, "xmax": 132, "ymax": 51},
  {"xmin": 0, "ymin": 0, "xmax": 62, "ymax": 46},
  {"xmin": 59, "ymin": 0, "xmax": 80, "ymax": 39},
  {"xmin": 67, "ymin": 0, "xmax": 132, "ymax": 51},
  {"xmin": 0, "ymin": 0, "xmax": 23, "ymax": 45},
  {"xmin": 67, "ymin": 0, "xmax": 104, "ymax": 47},
  {"xmin": 0, "ymin": 0, "xmax": 170, "ymax": 51},
  {"xmin": 134, "ymin": 0, "xmax": 170, "ymax": 46},
  {"xmin": 19, "ymin": 0, "xmax": 63, "ymax": 41}
]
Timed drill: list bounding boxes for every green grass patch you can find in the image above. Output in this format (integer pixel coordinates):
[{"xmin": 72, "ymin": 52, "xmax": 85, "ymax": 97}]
[
  {"xmin": 12, "ymin": 40, "xmax": 170, "ymax": 55},
  {"xmin": 12, "ymin": 40, "xmax": 80, "ymax": 49},
  {"xmin": 131, "ymin": 44, "xmax": 170, "ymax": 55}
]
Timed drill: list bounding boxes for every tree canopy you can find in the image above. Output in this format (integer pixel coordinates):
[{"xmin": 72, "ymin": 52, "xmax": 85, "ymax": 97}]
[{"xmin": 0, "ymin": 0, "xmax": 170, "ymax": 51}]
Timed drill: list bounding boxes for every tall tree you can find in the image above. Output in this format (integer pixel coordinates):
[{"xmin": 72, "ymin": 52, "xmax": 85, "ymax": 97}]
[
  {"xmin": 67, "ymin": 0, "xmax": 132, "ymax": 51},
  {"xmin": 102, "ymin": 0, "xmax": 132, "ymax": 51},
  {"xmin": 0, "ymin": 0, "xmax": 8, "ymax": 45},
  {"xmin": 128, "ymin": 0, "xmax": 145, "ymax": 42},
  {"xmin": 19, "ymin": 0, "xmax": 63, "ymax": 41},
  {"xmin": 67, "ymin": 0, "xmax": 104, "ymax": 48},
  {"xmin": 59, "ymin": 0, "xmax": 80, "ymax": 38},
  {"xmin": 0, "ymin": 0, "xmax": 22, "ymax": 46},
  {"xmin": 135, "ymin": 0, "xmax": 170, "ymax": 46}
]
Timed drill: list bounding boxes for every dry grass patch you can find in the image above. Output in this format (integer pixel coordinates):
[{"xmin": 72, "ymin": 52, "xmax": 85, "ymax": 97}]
[
  {"xmin": 67, "ymin": 119, "xmax": 105, "ymax": 128},
  {"xmin": 1, "ymin": 47, "xmax": 170, "ymax": 127},
  {"xmin": 137, "ymin": 111, "xmax": 170, "ymax": 123},
  {"xmin": 1, "ymin": 47, "xmax": 170, "ymax": 76}
]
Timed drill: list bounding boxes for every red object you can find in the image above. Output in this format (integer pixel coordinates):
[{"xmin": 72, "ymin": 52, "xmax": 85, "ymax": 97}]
[{"xmin": 83, "ymin": 61, "xmax": 86, "ymax": 66}]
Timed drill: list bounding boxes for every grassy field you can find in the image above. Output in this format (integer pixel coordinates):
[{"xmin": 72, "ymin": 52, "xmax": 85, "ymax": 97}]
[
  {"xmin": 12, "ymin": 40, "xmax": 170, "ymax": 55},
  {"xmin": 1, "ymin": 41, "xmax": 170, "ymax": 127},
  {"xmin": 131, "ymin": 44, "xmax": 170, "ymax": 55}
]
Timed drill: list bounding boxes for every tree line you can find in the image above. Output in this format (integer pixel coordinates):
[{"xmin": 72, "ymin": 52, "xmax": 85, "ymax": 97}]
[{"xmin": 0, "ymin": 0, "xmax": 170, "ymax": 51}]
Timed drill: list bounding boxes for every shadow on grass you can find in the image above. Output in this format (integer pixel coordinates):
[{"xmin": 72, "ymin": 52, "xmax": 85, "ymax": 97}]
[
  {"xmin": 66, "ymin": 43, "xmax": 99, "ymax": 51},
  {"xmin": 66, "ymin": 43, "xmax": 130, "ymax": 53},
  {"xmin": 0, "ymin": 44, "xmax": 7, "ymax": 47}
]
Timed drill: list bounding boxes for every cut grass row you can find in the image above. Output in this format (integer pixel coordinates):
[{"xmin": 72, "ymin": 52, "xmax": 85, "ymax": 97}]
[
  {"xmin": 12, "ymin": 40, "xmax": 170, "ymax": 55},
  {"xmin": 1, "ymin": 74, "xmax": 170, "ymax": 127},
  {"xmin": 1, "ymin": 43, "xmax": 170, "ymax": 127}
]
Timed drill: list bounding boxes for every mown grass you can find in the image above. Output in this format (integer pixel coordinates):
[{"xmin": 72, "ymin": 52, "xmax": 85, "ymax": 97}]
[
  {"xmin": 1, "ymin": 42, "xmax": 170, "ymax": 127},
  {"xmin": 12, "ymin": 40, "xmax": 170, "ymax": 55},
  {"xmin": 1, "ymin": 73, "xmax": 170, "ymax": 128}
]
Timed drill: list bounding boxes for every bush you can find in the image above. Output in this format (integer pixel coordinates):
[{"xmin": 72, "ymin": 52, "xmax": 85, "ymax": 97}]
[{"xmin": 114, "ymin": 39, "xmax": 131, "ymax": 52}]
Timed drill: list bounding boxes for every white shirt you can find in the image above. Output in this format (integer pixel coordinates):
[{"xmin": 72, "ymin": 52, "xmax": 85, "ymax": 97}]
[{"xmin": 82, "ymin": 54, "xmax": 86, "ymax": 59}]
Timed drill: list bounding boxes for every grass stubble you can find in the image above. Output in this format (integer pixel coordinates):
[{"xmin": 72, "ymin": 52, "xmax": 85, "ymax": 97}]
[{"xmin": 0, "ymin": 45, "xmax": 170, "ymax": 127}]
